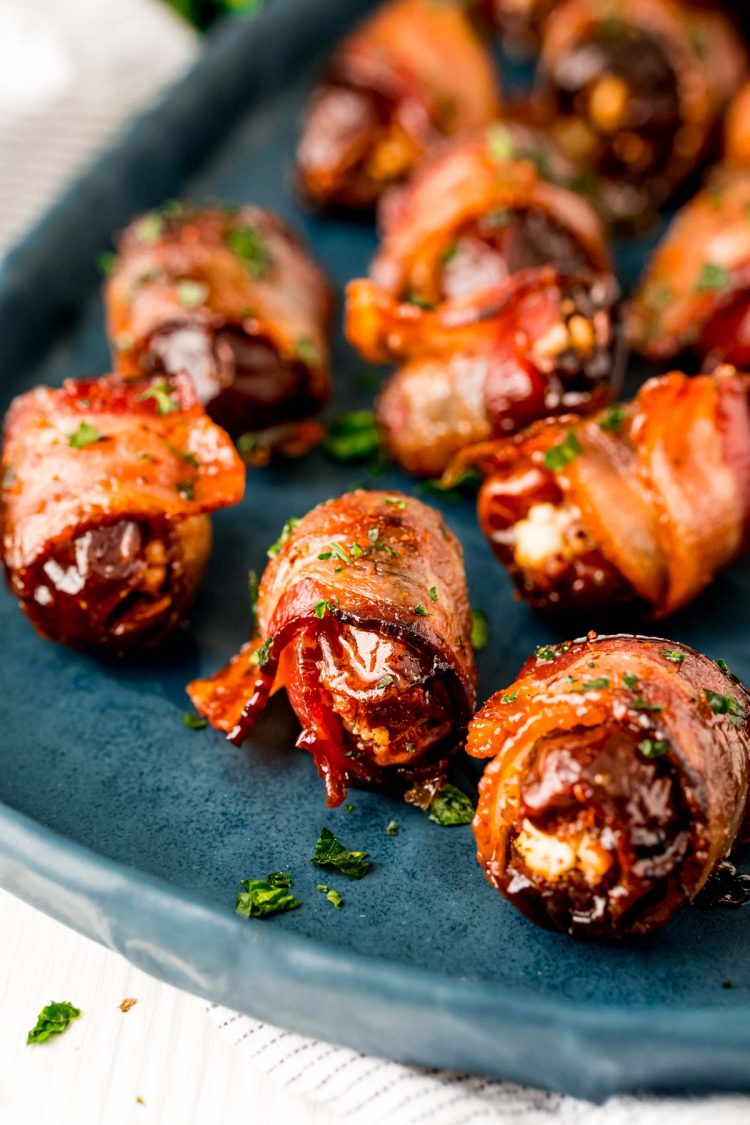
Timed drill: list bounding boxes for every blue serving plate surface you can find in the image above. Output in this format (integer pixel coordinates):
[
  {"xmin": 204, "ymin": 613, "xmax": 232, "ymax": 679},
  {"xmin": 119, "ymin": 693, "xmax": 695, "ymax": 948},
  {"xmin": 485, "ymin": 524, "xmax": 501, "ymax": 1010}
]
[{"xmin": 0, "ymin": 0, "xmax": 749, "ymax": 1101}]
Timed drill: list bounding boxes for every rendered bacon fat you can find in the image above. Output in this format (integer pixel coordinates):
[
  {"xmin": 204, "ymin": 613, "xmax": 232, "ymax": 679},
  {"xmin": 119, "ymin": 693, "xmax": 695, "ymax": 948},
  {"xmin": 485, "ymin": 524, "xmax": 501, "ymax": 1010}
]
[
  {"xmin": 106, "ymin": 204, "xmax": 333, "ymax": 447},
  {"xmin": 446, "ymin": 369, "xmax": 750, "ymax": 618},
  {"xmin": 0, "ymin": 373, "xmax": 245, "ymax": 650},
  {"xmin": 188, "ymin": 490, "xmax": 476, "ymax": 807},
  {"xmin": 470, "ymin": 634, "xmax": 750, "ymax": 938},
  {"xmin": 537, "ymin": 0, "xmax": 746, "ymax": 215},
  {"xmin": 296, "ymin": 0, "xmax": 501, "ymax": 211},
  {"xmin": 630, "ymin": 168, "xmax": 750, "ymax": 368},
  {"xmin": 348, "ymin": 268, "xmax": 623, "ymax": 477}
]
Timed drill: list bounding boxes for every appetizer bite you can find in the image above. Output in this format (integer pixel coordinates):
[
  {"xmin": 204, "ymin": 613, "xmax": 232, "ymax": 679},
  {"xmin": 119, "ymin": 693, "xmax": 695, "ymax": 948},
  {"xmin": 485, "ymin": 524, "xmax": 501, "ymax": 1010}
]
[
  {"xmin": 536, "ymin": 0, "xmax": 747, "ymax": 218},
  {"xmin": 346, "ymin": 126, "xmax": 622, "ymax": 475},
  {"xmin": 0, "ymin": 373, "xmax": 245, "ymax": 651},
  {"xmin": 295, "ymin": 0, "xmax": 502, "ymax": 211},
  {"xmin": 725, "ymin": 79, "xmax": 750, "ymax": 167},
  {"xmin": 188, "ymin": 490, "xmax": 477, "ymax": 807},
  {"xmin": 106, "ymin": 204, "xmax": 333, "ymax": 451},
  {"xmin": 445, "ymin": 368, "xmax": 750, "ymax": 618},
  {"xmin": 470, "ymin": 634, "xmax": 750, "ymax": 939},
  {"xmin": 630, "ymin": 168, "xmax": 750, "ymax": 368},
  {"xmin": 348, "ymin": 267, "xmax": 623, "ymax": 477}
]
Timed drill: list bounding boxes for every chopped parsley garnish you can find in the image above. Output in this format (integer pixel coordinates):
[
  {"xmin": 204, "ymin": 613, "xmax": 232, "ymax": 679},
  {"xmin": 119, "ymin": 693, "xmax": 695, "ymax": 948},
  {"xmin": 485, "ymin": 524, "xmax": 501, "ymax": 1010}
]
[
  {"xmin": 236, "ymin": 873, "xmax": 300, "ymax": 918},
  {"xmin": 319, "ymin": 541, "xmax": 351, "ymax": 565},
  {"xmin": 440, "ymin": 243, "xmax": 458, "ymax": 265},
  {"xmin": 175, "ymin": 479, "xmax": 196, "ymax": 500},
  {"xmin": 375, "ymin": 674, "xmax": 394, "ymax": 690},
  {"xmin": 428, "ymin": 783, "xmax": 474, "ymax": 827},
  {"xmin": 183, "ymin": 712, "xmax": 207, "ymax": 730},
  {"xmin": 661, "ymin": 649, "xmax": 686, "ymax": 664},
  {"xmin": 316, "ymin": 884, "xmax": 344, "ymax": 909},
  {"xmin": 417, "ymin": 467, "xmax": 481, "ymax": 503},
  {"xmin": 470, "ymin": 609, "xmax": 489, "ymax": 651},
  {"xmin": 267, "ymin": 516, "xmax": 300, "ymax": 558},
  {"xmin": 250, "ymin": 636, "xmax": 274, "ymax": 667},
  {"xmin": 314, "ymin": 597, "xmax": 339, "ymax": 618},
  {"xmin": 139, "ymin": 379, "xmax": 180, "ymax": 415},
  {"xmin": 68, "ymin": 422, "xmax": 103, "ymax": 449},
  {"xmin": 97, "ymin": 250, "xmax": 117, "ymax": 276},
  {"xmin": 599, "ymin": 405, "xmax": 625, "ymax": 431},
  {"xmin": 384, "ymin": 496, "xmax": 406, "ymax": 509},
  {"xmin": 536, "ymin": 643, "xmax": 570, "ymax": 662},
  {"xmin": 311, "ymin": 827, "xmax": 371, "ymax": 879},
  {"xmin": 715, "ymin": 658, "xmax": 732, "ymax": 675},
  {"xmin": 578, "ymin": 677, "xmax": 610, "ymax": 692},
  {"xmin": 543, "ymin": 431, "xmax": 581, "ymax": 472},
  {"xmin": 134, "ymin": 212, "xmax": 163, "ymax": 245},
  {"xmin": 237, "ymin": 432, "xmax": 258, "ymax": 456},
  {"xmin": 27, "ymin": 1001, "xmax": 82, "ymax": 1045},
  {"xmin": 487, "ymin": 123, "xmax": 514, "ymax": 163},
  {"xmin": 324, "ymin": 411, "xmax": 380, "ymax": 463},
  {"xmin": 385, "ymin": 820, "xmax": 399, "ymax": 836},
  {"xmin": 632, "ymin": 698, "xmax": 663, "ymax": 713},
  {"xmin": 248, "ymin": 568, "xmax": 259, "ymax": 625},
  {"xmin": 225, "ymin": 225, "xmax": 272, "ymax": 278},
  {"xmin": 639, "ymin": 739, "xmax": 670, "ymax": 758},
  {"xmin": 165, "ymin": 442, "xmax": 199, "ymax": 467},
  {"xmin": 704, "ymin": 690, "xmax": 747, "ymax": 727},
  {"xmin": 501, "ymin": 690, "xmax": 519, "ymax": 704},
  {"xmin": 413, "ymin": 604, "xmax": 430, "ymax": 617},
  {"xmin": 695, "ymin": 262, "xmax": 732, "ymax": 293},
  {"xmin": 405, "ymin": 292, "xmax": 435, "ymax": 310},
  {"xmin": 344, "ymin": 803, "xmax": 353, "ymax": 813},
  {"xmin": 177, "ymin": 279, "xmax": 208, "ymax": 308},
  {"xmin": 295, "ymin": 336, "xmax": 321, "ymax": 366},
  {"xmin": 428, "ymin": 586, "xmax": 439, "ymax": 603},
  {"xmin": 623, "ymin": 672, "xmax": 639, "ymax": 689}
]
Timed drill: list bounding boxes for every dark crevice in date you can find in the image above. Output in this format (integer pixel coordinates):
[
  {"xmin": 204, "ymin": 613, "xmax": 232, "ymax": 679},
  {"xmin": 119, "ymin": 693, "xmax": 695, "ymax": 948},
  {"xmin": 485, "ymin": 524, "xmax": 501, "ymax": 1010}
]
[{"xmin": 694, "ymin": 860, "xmax": 750, "ymax": 909}]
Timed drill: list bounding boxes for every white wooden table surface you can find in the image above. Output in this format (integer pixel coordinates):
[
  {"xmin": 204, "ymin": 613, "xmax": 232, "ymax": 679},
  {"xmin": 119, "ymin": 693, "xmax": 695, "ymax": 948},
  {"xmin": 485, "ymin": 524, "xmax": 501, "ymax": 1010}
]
[{"xmin": 0, "ymin": 888, "xmax": 333, "ymax": 1125}]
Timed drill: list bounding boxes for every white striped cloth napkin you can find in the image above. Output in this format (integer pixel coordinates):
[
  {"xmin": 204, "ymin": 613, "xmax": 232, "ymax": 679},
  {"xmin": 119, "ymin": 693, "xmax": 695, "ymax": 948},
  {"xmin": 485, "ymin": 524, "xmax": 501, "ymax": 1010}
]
[{"xmin": 3, "ymin": 1, "xmax": 750, "ymax": 1121}]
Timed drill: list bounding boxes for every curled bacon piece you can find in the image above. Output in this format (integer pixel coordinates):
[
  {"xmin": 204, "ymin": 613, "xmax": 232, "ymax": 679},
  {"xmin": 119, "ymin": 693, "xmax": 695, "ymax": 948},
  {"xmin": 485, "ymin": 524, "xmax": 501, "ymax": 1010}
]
[
  {"xmin": 726, "ymin": 80, "xmax": 750, "ymax": 167},
  {"xmin": 470, "ymin": 634, "xmax": 750, "ymax": 939},
  {"xmin": 446, "ymin": 368, "xmax": 750, "ymax": 618},
  {"xmin": 347, "ymin": 268, "xmax": 623, "ymax": 477},
  {"xmin": 537, "ymin": 0, "xmax": 747, "ymax": 215},
  {"xmin": 295, "ymin": 0, "xmax": 502, "ymax": 211},
  {"xmin": 188, "ymin": 490, "xmax": 476, "ymax": 807},
  {"xmin": 369, "ymin": 125, "xmax": 612, "ymax": 304},
  {"xmin": 630, "ymin": 168, "xmax": 750, "ymax": 368},
  {"xmin": 0, "ymin": 373, "xmax": 245, "ymax": 651},
  {"xmin": 106, "ymin": 204, "xmax": 333, "ymax": 449}
]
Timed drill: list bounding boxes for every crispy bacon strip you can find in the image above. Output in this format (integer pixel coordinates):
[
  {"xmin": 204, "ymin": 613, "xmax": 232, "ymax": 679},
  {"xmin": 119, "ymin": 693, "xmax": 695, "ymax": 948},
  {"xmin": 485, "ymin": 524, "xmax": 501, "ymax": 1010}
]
[
  {"xmin": 630, "ymin": 168, "xmax": 750, "ymax": 368},
  {"xmin": 0, "ymin": 373, "xmax": 245, "ymax": 650},
  {"xmin": 537, "ymin": 0, "xmax": 746, "ymax": 215},
  {"xmin": 347, "ymin": 268, "xmax": 623, "ymax": 477},
  {"xmin": 370, "ymin": 126, "xmax": 612, "ymax": 303},
  {"xmin": 469, "ymin": 634, "xmax": 750, "ymax": 938},
  {"xmin": 446, "ymin": 369, "xmax": 750, "ymax": 618},
  {"xmin": 295, "ymin": 0, "xmax": 502, "ymax": 211},
  {"xmin": 106, "ymin": 205, "xmax": 333, "ymax": 447},
  {"xmin": 188, "ymin": 490, "xmax": 476, "ymax": 807}
]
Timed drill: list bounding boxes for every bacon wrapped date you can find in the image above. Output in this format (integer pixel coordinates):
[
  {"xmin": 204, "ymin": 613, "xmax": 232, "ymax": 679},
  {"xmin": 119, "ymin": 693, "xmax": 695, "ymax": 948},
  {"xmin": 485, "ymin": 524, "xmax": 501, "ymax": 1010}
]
[
  {"xmin": 536, "ymin": 0, "xmax": 747, "ymax": 215},
  {"xmin": 0, "ymin": 373, "xmax": 245, "ymax": 651},
  {"xmin": 106, "ymin": 205, "xmax": 333, "ymax": 449},
  {"xmin": 347, "ymin": 267, "xmax": 623, "ymax": 477},
  {"xmin": 369, "ymin": 126, "xmax": 612, "ymax": 305},
  {"xmin": 446, "ymin": 368, "xmax": 750, "ymax": 618},
  {"xmin": 630, "ymin": 168, "xmax": 750, "ymax": 368},
  {"xmin": 188, "ymin": 490, "xmax": 476, "ymax": 807},
  {"xmin": 469, "ymin": 634, "xmax": 750, "ymax": 938},
  {"xmin": 295, "ymin": 0, "xmax": 502, "ymax": 211}
]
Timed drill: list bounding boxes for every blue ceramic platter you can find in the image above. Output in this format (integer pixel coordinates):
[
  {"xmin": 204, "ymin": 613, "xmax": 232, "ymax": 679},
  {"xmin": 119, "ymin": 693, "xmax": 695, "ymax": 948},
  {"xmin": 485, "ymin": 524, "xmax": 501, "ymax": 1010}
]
[{"xmin": 1, "ymin": 0, "xmax": 749, "ymax": 1101}]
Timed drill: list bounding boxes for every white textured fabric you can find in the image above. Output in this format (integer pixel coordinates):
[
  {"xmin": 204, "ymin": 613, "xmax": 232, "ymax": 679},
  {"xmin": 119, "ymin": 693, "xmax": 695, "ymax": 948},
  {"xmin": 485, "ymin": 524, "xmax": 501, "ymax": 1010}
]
[
  {"xmin": 0, "ymin": 0, "xmax": 196, "ymax": 256},
  {"xmin": 209, "ymin": 1004, "xmax": 750, "ymax": 1125},
  {"xmin": 3, "ymin": 2, "xmax": 750, "ymax": 1120}
]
